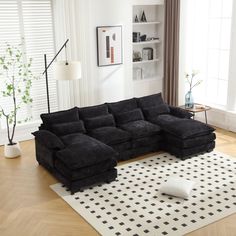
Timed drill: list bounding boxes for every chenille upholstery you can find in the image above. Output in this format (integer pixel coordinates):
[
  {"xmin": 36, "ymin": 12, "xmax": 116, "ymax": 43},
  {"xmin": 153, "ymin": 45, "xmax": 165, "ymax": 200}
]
[{"xmin": 34, "ymin": 92, "xmax": 216, "ymax": 193}]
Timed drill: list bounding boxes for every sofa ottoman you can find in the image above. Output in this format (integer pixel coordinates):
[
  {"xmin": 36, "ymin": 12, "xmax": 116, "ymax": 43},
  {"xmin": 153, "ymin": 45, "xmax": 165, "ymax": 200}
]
[{"xmin": 151, "ymin": 114, "xmax": 216, "ymax": 159}]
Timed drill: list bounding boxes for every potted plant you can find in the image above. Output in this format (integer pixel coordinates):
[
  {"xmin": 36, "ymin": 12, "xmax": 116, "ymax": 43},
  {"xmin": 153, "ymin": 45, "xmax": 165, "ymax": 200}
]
[
  {"xmin": 185, "ymin": 70, "xmax": 202, "ymax": 108},
  {"xmin": 0, "ymin": 43, "xmax": 34, "ymax": 158}
]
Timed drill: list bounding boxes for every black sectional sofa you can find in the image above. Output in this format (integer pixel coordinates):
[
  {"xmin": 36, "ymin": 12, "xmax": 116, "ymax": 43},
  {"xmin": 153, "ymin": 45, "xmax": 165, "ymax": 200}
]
[{"xmin": 33, "ymin": 93, "xmax": 216, "ymax": 193}]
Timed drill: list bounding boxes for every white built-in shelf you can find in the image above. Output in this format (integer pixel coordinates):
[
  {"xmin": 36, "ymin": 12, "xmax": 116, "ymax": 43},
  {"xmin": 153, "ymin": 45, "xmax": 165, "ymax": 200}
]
[
  {"xmin": 133, "ymin": 58, "xmax": 160, "ymax": 65},
  {"xmin": 133, "ymin": 39, "xmax": 160, "ymax": 45},
  {"xmin": 133, "ymin": 77, "xmax": 160, "ymax": 82},
  {"xmin": 133, "ymin": 21, "xmax": 161, "ymax": 26}
]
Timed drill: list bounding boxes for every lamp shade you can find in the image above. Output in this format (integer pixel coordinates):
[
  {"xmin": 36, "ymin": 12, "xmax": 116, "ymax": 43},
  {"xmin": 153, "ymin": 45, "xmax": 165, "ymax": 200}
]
[{"xmin": 53, "ymin": 61, "xmax": 81, "ymax": 80}]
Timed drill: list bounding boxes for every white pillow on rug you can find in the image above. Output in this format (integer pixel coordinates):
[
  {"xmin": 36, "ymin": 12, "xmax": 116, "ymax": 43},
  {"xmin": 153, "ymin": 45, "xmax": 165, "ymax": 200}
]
[{"xmin": 160, "ymin": 177, "xmax": 196, "ymax": 199}]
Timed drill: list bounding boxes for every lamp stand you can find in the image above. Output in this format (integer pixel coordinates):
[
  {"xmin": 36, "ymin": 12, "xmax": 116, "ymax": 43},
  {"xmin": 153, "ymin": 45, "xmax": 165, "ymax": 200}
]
[
  {"xmin": 44, "ymin": 54, "xmax": 50, "ymax": 113},
  {"xmin": 42, "ymin": 39, "xmax": 69, "ymax": 113}
]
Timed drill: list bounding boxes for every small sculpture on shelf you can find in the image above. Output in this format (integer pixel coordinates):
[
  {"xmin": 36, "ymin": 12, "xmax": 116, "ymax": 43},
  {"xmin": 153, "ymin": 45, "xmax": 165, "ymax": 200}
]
[
  {"xmin": 133, "ymin": 32, "xmax": 141, "ymax": 42},
  {"xmin": 140, "ymin": 11, "xmax": 147, "ymax": 22},
  {"xmin": 142, "ymin": 47, "xmax": 153, "ymax": 61},
  {"xmin": 133, "ymin": 51, "xmax": 142, "ymax": 62},
  {"xmin": 140, "ymin": 34, "xmax": 147, "ymax": 42},
  {"xmin": 134, "ymin": 15, "xmax": 139, "ymax": 23}
]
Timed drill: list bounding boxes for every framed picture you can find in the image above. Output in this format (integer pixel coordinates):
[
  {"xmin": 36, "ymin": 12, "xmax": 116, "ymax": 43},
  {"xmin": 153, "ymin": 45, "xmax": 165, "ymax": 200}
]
[{"xmin": 96, "ymin": 25, "xmax": 123, "ymax": 67}]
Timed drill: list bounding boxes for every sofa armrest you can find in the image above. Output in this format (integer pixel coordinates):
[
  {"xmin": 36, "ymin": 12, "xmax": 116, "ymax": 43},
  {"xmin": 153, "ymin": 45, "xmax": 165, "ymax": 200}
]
[
  {"xmin": 169, "ymin": 106, "xmax": 193, "ymax": 119},
  {"xmin": 32, "ymin": 130, "xmax": 65, "ymax": 150}
]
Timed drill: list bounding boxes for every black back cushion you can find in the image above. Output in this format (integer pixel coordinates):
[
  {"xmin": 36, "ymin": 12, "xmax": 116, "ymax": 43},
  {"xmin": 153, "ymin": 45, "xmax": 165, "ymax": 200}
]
[
  {"xmin": 107, "ymin": 98, "xmax": 138, "ymax": 114},
  {"xmin": 79, "ymin": 104, "xmax": 109, "ymax": 119},
  {"xmin": 137, "ymin": 93, "xmax": 164, "ymax": 109},
  {"xmin": 40, "ymin": 107, "xmax": 79, "ymax": 126},
  {"xmin": 115, "ymin": 108, "xmax": 144, "ymax": 125}
]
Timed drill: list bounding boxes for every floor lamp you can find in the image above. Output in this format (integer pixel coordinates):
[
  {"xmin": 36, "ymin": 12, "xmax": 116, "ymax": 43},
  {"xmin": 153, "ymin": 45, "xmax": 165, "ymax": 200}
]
[{"xmin": 42, "ymin": 39, "xmax": 81, "ymax": 113}]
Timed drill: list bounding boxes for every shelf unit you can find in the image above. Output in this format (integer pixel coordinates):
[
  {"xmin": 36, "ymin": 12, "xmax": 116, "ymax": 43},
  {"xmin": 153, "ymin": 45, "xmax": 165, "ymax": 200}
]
[
  {"xmin": 133, "ymin": 58, "xmax": 160, "ymax": 65},
  {"xmin": 133, "ymin": 21, "xmax": 161, "ymax": 25},
  {"xmin": 132, "ymin": 39, "xmax": 161, "ymax": 45},
  {"xmin": 132, "ymin": 0, "xmax": 164, "ymax": 97}
]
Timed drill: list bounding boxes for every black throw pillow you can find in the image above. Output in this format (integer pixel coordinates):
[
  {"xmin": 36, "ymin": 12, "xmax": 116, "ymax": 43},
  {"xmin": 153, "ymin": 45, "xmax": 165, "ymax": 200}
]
[
  {"xmin": 85, "ymin": 114, "xmax": 115, "ymax": 130},
  {"xmin": 143, "ymin": 104, "xmax": 170, "ymax": 120},
  {"xmin": 115, "ymin": 108, "xmax": 144, "ymax": 125},
  {"xmin": 51, "ymin": 121, "xmax": 86, "ymax": 136},
  {"xmin": 32, "ymin": 130, "xmax": 65, "ymax": 149},
  {"xmin": 40, "ymin": 107, "xmax": 79, "ymax": 126}
]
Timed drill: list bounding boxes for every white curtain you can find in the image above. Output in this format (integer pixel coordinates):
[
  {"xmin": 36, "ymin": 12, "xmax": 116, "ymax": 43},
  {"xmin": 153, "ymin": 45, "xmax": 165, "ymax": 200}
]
[
  {"xmin": 179, "ymin": 0, "xmax": 236, "ymax": 132},
  {"xmin": 179, "ymin": 0, "xmax": 236, "ymax": 112},
  {"xmin": 52, "ymin": 0, "xmax": 94, "ymax": 110}
]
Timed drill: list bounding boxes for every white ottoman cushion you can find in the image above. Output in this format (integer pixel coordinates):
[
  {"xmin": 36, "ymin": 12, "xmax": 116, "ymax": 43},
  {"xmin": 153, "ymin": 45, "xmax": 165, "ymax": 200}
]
[{"xmin": 160, "ymin": 177, "xmax": 196, "ymax": 199}]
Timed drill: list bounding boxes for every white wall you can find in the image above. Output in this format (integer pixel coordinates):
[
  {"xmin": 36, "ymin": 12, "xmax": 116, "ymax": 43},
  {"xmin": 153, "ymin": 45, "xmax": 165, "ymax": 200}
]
[
  {"xmin": 53, "ymin": 0, "xmax": 133, "ymax": 108},
  {"xmin": 86, "ymin": 0, "xmax": 133, "ymax": 104}
]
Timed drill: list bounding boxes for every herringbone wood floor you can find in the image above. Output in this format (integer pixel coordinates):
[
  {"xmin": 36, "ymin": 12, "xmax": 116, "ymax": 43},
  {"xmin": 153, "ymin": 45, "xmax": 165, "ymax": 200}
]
[{"xmin": 0, "ymin": 128, "xmax": 236, "ymax": 236}]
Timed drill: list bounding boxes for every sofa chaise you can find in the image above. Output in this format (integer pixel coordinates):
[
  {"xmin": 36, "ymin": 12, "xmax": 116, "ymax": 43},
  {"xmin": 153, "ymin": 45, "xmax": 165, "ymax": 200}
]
[{"xmin": 33, "ymin": 93, "xmax": 216, "ymax": 193}]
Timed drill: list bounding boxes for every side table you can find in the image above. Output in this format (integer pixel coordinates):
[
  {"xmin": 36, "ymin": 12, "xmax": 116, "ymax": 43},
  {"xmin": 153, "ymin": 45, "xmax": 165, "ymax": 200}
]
[{"xmin": 179, "ymin": 103, "xmax": 211, "ymax": 124}]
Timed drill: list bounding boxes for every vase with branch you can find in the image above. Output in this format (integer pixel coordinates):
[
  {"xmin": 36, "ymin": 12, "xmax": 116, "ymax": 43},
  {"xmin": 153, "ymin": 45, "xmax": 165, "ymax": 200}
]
[
  {"xmin": 185, "ymin": 71, "xmax": 202, "ymax": 108},
  {"xmin": 0, "ymin": 43, "xmax": 34, "ymax": 158}
]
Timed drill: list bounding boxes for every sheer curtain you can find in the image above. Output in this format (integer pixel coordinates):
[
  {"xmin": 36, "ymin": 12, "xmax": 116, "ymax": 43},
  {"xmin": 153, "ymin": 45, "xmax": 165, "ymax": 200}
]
[
  {"xmin": 179, "ymin": 0, "xmax": 236, "ymax": 131},
  {"xmin": 179, "ymin": 0, "xmax": 235, "ymax": 111},
  {"xmin": 52, "ymin": 0, "xmax": 93, "ymax": 110}
]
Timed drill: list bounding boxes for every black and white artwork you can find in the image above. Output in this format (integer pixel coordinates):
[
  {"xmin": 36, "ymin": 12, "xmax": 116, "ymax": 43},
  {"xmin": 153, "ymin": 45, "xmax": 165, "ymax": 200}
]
[{"xmin": 96, "ymin": 26, "xmax": 123, "ymax": 67}]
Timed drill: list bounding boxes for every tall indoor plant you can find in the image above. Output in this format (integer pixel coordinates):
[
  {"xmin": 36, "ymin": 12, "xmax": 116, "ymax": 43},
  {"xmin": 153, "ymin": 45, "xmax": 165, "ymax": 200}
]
[{"xmin": 0, "ymin": 43, "xmax": 34, "ymax": 158}]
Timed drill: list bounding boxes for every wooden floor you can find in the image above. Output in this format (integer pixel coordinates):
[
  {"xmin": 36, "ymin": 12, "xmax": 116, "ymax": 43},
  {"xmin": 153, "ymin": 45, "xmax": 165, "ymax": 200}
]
[{"xmin": 0, "ymin": 128, "xmax": 236, "ymax": 236}]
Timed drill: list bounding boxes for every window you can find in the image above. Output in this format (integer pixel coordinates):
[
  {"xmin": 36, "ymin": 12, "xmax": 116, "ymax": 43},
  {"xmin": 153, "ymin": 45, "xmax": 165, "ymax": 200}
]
[
  {"xmin": 181, "ymin": 0, "xmax": 233, "ymax": 108},
  {"xmin": 0, "ymin": 0, "xmax": 57, "ymax": 128}
]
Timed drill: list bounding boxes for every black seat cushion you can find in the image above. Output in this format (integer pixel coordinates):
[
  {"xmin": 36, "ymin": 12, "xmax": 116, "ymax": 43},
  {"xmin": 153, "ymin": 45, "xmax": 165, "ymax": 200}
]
[
  {"xmin": 164, "ymin": 132, "xmax": 216, "ymax": 148},
  {"xmin": 110, "ymin": 142, "xmax": 131, "ymax": 152},
  {"xmin": 107, "ymin": 98, "xmax": 138, "ymax": 114},
  {"xmin": 89, "ymin": 126, "xmax": 131, "ymax": 145},
  {"xmin": 51, "ymin": 121, "xmax": 86, "ymax": 136},
  {"xmin": 84, "ymin": 114, "xmax": 115, "ymax": 130},
  {"xmin": 152, "ymin": 114, "xmax": 215, "ymax": 139},
  {"xmin": 119, "ymin": 120, "xmax": 161, "ymax": 139},
  {"xmin": 115, "ymin": 108, "xmax": 144, "ymax": 125},
  {"xmin": 162, "ymin": 141, "xmax": 215, "ymax": 159},
  {"xmin": 57, "ymin": 134, "xmax": 117, "ymax": 170},
  {"xmin": 132, "ymin": 135, "xmax": 162, "ymax": 148},
  {"xmin": 60, "ymin": 133, "xmax": 89, "ymax": 146},
  {"xmin": 55, "ymin": 157, "xmax": 116, "ymax": 181},
  {"xmin": 137, "ymin": 93, "xmax": 164, "ymax": 108}
]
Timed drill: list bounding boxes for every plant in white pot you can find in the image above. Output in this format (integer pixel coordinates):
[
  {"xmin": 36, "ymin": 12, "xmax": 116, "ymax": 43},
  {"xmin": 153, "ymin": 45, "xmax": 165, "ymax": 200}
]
[{"xmin": 0, "ymin": 43, "xmax": 34, "ymax": 158}]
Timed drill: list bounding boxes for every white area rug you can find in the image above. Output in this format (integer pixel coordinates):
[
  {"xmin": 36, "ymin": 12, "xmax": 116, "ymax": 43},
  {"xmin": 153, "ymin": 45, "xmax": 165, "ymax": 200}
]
[{"xmin": 51, "ymin": 151, "xmax": 236, "ymax": 236}]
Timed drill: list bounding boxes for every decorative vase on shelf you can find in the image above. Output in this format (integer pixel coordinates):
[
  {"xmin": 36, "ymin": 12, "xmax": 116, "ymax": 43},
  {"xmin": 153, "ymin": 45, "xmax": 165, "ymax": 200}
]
[{"xmin": 185, "ymin": 90, "xmax": 194, "ymax": 108}]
